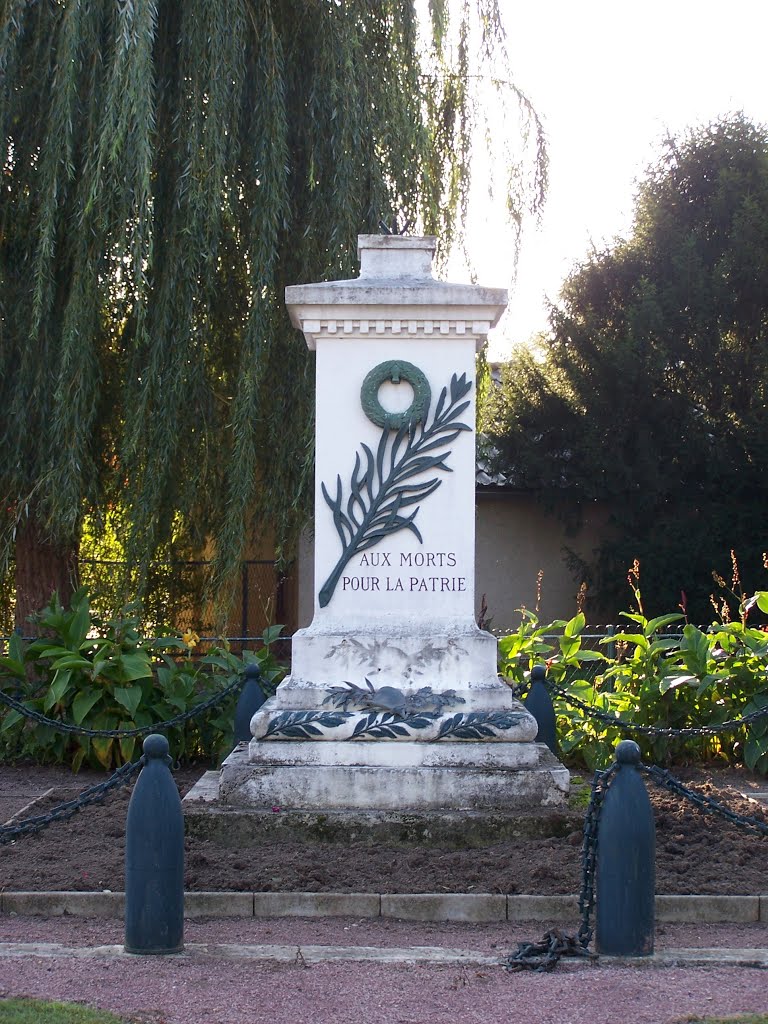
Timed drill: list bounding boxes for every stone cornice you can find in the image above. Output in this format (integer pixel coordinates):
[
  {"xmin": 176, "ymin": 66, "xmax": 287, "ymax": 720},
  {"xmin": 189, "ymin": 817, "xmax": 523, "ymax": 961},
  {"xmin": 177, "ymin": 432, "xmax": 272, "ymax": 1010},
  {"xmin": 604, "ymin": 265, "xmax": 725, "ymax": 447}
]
[{"xmin": 297, "ymin": 316, "xmax": 494, "ymax": 350}]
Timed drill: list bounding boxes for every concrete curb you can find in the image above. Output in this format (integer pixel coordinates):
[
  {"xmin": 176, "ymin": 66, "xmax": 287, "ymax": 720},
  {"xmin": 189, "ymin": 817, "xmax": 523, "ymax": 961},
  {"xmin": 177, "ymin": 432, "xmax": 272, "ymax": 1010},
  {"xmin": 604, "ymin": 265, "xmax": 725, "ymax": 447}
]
[
  {"xmin": 1, "ymin": 891, "xmax": 765, "ymax": 923},
  {"xmin": 0, "ymin": 940, "xmax": 766, "ymax": 969}
]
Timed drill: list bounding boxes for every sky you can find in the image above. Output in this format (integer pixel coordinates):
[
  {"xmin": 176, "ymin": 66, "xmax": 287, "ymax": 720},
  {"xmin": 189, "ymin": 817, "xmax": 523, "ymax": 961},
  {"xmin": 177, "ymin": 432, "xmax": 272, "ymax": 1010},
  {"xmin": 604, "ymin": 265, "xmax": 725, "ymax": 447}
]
[{"xmin": 469, "ymin": 0, "xmax": 768, "ymax": 360}]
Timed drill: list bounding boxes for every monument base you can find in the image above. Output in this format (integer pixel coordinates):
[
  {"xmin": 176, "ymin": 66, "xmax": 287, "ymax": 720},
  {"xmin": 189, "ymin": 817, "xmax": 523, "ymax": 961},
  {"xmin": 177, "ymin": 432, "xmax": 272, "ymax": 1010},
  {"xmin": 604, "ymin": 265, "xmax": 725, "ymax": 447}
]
[
  {"xmin": 210, "ymin": 737, "xmax": 568, "ymax": 814},
  {"xmin": 183, "ymin": 762, "xmax": 581, "ymax": 849}
]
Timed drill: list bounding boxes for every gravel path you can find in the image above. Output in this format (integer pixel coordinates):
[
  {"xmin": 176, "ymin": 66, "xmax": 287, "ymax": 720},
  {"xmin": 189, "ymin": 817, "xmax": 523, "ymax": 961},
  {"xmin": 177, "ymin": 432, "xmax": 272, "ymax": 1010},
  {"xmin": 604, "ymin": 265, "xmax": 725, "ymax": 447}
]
[{"xmin": 1, "ymin": 916, "xmax": 768, "ymax": 1024}]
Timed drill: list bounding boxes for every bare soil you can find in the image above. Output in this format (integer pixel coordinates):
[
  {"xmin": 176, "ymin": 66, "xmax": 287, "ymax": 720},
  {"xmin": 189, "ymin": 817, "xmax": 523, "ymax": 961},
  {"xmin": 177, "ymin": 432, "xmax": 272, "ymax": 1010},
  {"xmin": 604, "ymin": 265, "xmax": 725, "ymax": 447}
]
[{"xmin": 1, "ymin": 762, "xmax": 766, "ymax": 894}]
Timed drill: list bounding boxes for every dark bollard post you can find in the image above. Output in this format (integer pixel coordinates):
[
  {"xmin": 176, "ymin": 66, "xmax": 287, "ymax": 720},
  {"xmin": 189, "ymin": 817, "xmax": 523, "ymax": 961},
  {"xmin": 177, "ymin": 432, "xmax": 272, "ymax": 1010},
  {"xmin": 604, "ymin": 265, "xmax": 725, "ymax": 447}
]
[
  {"xmin": 523, "ymin": 664, "xmax": 557, "ymax": 755},
  {"xmin": 233, "ymin": 663, "xmax": 266, "ymax": 743},
  {"xmin": 595, "ymin": 740, "xmax": 655, "ymax": 956},
  {"xmin": 124, "ymin": 734, "xmax": 184, "ymax": 955}
]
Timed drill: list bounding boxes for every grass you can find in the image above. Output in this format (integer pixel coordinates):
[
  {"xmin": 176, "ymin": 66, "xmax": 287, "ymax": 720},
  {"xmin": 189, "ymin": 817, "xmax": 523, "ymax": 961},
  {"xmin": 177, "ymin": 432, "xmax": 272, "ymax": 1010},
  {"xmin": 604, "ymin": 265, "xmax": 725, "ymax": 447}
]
[
  {"xmin": 672, "ymin": 1017, "xmax": 768, "ymax": 1024},
  {"xmin": 0, "ymin": 999, "xmax": 131, "ymax": 1023}
]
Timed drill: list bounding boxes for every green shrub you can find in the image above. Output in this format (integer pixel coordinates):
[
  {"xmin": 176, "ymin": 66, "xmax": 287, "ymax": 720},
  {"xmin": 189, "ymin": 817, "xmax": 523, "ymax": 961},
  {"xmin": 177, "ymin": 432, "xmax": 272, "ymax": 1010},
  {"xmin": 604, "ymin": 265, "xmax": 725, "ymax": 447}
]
[
  {"xmin": 497, "ymin": 574, "xmax": 768, "ymax": 773},
  {"xmin": 0, "ymin": 588, "xmax": 286, "ymax": 770}
]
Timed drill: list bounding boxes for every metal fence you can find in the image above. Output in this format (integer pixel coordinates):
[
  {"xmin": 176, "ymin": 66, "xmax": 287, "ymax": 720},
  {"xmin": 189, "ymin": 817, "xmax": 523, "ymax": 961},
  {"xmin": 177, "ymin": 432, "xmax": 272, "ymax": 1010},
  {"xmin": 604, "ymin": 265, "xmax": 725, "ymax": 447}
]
[{"xmin": 0, "ymin": 558, "xmax": 285, "ymax": 639}]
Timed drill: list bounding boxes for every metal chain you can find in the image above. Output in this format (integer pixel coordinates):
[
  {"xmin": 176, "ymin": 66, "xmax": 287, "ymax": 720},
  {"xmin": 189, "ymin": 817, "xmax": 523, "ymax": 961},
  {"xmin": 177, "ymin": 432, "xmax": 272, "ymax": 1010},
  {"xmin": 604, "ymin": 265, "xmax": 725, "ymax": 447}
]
[
  {"xmin": 577, "ymin": 763, "xmax": 617, "ymax": 946},
  {"xmin": 640, "ymin": 762, "xmax": 768, "ymax": 837},
  {"xmin": 502, "ymin": 928, "xmax": 596, "ymax": 972},
  {"xmin": 0, "ymin": 757, "xmax": 144, "ymax": 845},
  {"xmin": 503, "ymin": 757, "xmax": 768, "ymax": 972},
  {"xmin": 0, "ymin": 673, "xmax": 245, "ymax": 739},
  {"xmin": 503, "ymin": 764, "xmax": 617, "ymax": 972},
  {"xmin": 544, "ymin": 678, "xmax": 768, "ymax": 738}
]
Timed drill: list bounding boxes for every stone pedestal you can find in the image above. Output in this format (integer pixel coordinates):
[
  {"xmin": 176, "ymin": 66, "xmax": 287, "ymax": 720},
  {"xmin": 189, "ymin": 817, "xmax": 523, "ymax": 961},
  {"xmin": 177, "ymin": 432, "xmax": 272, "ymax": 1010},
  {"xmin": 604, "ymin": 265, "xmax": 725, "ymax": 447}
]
[{"xmin": 211, "ymin": 235, "xmax": 569, "ymax": 817}]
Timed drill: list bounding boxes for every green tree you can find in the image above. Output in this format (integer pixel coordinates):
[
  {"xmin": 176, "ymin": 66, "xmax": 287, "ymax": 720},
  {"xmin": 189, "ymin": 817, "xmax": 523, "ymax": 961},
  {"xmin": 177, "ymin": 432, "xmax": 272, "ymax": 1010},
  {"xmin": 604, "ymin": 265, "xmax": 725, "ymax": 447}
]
[
  {"xmin": 0, "ymin": 0, "xmax": 545, "ymax": 630},
  {"xmin": 484, "ymin": 113, "xmax": 768, "ymax": 620}
]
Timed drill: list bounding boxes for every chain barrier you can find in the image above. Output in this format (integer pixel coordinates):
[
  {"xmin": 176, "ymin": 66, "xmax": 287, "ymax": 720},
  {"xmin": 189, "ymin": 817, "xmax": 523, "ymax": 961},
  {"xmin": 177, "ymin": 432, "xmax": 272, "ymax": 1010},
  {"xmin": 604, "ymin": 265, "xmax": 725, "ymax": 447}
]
[
  {"xmin": 503, "ymin": 750, "xmax": 768, "ymax": 971},
  {"xmin": 541, "ymin": 677, "xmax": 768, "ymax": 739},
  {"xmin": 0, "ymin": 673, "xmax": 245, "ymax": 739},
  {"xmin": 502, "ymin": 929, "xmax": 595, "ymax": 972},
  {"xmin": 576, "ymin": 764, "xmax": 617, "ymax": 946},
  {"xmin": 503, "ymin": 764, "xmax": 617, "ymax": 972},
  {"xmin": 640, "ymin": 762, "xmax": 768, "ymax": 837},
  {"xmin": 0, "ymin": 757, "xmax": 144, "ymax": 845}
]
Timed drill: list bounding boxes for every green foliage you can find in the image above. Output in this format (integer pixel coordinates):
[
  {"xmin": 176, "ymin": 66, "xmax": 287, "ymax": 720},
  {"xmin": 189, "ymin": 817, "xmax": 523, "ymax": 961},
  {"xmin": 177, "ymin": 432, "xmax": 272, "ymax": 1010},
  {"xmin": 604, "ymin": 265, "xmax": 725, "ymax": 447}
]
[
  {"xmin": 484, "ymin": 113, "xmax": 768, "ymax": 620},
  {"xmin": 0, "ymin": 589, "xmax": 286, "ymax": 770},
  {"xmin": 498, "ymin": 577, "xmax": 768, "ymax": 773},
  {"xmin": 0, "ymin": 999, "xmax": 130, "ymax": 1024},
  {"xmin": 0, "ymin": 0, "xmax": 546, "ymax": 624},
  {"xmin": 676, "ymin": 1018, "xmax": 768, "ymax": 1024}
]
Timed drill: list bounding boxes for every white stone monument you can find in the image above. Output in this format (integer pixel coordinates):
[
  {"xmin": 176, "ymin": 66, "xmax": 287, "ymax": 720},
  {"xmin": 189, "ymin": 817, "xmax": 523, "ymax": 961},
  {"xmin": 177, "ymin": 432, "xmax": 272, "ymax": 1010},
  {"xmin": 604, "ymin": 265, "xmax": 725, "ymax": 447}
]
[{"xmin": 217, "ymin": 235, "xmax": 568, "ymax": 813}]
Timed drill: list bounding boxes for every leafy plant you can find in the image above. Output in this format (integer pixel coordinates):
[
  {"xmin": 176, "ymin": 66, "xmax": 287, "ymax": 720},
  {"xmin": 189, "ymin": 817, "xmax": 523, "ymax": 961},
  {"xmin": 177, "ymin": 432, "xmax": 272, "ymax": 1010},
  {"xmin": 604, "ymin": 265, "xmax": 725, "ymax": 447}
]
[
  {"xmin": 0, "ymin": 589, "xmax": 287, "ymax": 770},
  {"xmin": 497, "ymin": 563, "xmax": 768, "ymax": 772}
]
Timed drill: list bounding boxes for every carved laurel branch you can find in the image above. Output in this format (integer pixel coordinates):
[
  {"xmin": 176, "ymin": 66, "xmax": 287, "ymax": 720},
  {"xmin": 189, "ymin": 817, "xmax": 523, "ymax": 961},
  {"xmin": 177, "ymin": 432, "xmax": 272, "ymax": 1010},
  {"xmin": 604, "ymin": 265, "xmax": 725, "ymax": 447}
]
[
  {"xmin": 322, "ymin": 678, "xmax": 465, "ymax": 717},
  {"xmin": 318, "ymin": 371, "xmax": 472, "ymax": 608},
  {"xmin": 261, "ymin": 709, "xmax": 526, "ymax": 741}
]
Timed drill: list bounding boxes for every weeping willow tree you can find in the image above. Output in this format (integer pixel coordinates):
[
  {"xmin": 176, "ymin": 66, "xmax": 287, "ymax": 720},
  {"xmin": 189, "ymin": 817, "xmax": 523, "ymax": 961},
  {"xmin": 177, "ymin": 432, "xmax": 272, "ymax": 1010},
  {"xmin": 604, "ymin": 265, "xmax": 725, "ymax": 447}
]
[{"xmin": 0, "ymin": 0, "xmax": 546, "ymax": 630}]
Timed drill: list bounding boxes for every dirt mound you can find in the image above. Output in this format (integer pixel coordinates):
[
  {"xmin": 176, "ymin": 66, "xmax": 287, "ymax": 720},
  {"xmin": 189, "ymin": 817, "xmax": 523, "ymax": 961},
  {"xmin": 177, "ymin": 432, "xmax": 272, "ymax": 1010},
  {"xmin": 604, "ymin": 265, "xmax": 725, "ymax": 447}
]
[{"xmin": 1, "ymin": 763, "xmax": 765, "ymax": 894}]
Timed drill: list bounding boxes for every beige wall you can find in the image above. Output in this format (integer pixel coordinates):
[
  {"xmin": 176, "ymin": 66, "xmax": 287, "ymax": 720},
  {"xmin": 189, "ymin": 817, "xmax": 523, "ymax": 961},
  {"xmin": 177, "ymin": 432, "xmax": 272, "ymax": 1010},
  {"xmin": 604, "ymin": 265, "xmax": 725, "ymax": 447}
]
[
  {"xmin": 475, "ymin": 492, "xmax": 613, "ymax": 631},
  {"xmin": 296, "ymin": 491, "xmax": 613, "ymax": 632}
]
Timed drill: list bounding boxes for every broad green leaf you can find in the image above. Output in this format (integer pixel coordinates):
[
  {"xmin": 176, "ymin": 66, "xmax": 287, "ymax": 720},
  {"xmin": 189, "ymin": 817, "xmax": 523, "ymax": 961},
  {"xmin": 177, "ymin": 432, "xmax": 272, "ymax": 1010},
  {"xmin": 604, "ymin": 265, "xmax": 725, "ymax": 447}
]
[
  {"xmin": 113, "ymin": 685, "xmax": 143, "ymax": 717},
  {"xmin": 9, "ymin": 632, "xmax": 25, "ymax": 662},
  {"xmin": 695, "ymin": 673, "xmax": 726, "ymax": 697},
  {"xmin": 559, "ymin": 635, "xmax": 581, "ymax": 659},
  {"xmin": 659, "ymin": 673, "xmax": 697, "ymax": 694},
  {"xmin": 117, "ymin": 653, "xmax": 153, "ymax": 682},
  {"xmin": 151, "ymin": 637, "xmax": 189, "ymax": 650},
  {"xmin": 28, "ymin": 644, "xmax": 74, "ymax": 659},
  {"xmin": 564, "ymin": 612, "xmax": 585, "ymax": 638},
  {"xmin": 72, "ymin": 689, "xmax": 103, "ymax": 724},
  {"xmin": 0, "ymin": 655, "xmax": 27, "ymax": 680},
  {"xmin": 50, "ymin": 655, "xmax": 93, "ymax": 671},
  {"xmin": 84, "ymin": 637, "xmax": 111, "ymax": 653},
  {"xmin": 645, "ymin": 613, "xmax": 684, "ymax": 635},
  {"xmin": 755, "ymin": 592, "xmax": 768, "ymax": 615},
  {"xmin": 44, "ymin": 670, "xmax": 72, "ymax": 709},
  {"xmin": 604, "ymin": 632, "xmax": 648, "ymax": 649},
  {"xmin": 91, "ymin": 736, "xmax": 115, "ymax": 769},
  {"xmin": 262, "ymin": 624, "xmax": 285, "ymax": 645},
  {"xmin": 200, "ymin": 654, "xmax": 237, "ymax": 671},
  {"xmin": 619, "ymin": 612, "xmax": 647, "ymax": 626},
  {"xmin": 648, "ymin": 638, "xmax": 683, "ymax": 655},
  {"xmin": 120, "ymin": 733, "xmax": 136, "ymax": 763},
  {"xmin": 0, "ymin": 708, "xmax": 23, "ymax": 731},
  {"xmin": 745, "ymin": 733, "xmax": 768, "ymax": 770},
  {"xmin": 680, "ymin": 624, "xmax": 710, "ymax": 675},
  {"xmin": 71, "ymin": 746, "xmax": 87, "ymax": 773},
  {"xmin": 68, "ymin": 596, "xmax": 91, "ymax": 647}
]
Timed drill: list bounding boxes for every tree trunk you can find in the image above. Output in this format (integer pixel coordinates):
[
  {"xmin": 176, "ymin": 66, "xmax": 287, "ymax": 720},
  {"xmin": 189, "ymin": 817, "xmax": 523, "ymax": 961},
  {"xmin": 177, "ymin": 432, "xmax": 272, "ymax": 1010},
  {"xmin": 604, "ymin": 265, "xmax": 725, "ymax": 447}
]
[{"xmin": 14, "ymin": 514, "xmax": 79, "ymax": 634}]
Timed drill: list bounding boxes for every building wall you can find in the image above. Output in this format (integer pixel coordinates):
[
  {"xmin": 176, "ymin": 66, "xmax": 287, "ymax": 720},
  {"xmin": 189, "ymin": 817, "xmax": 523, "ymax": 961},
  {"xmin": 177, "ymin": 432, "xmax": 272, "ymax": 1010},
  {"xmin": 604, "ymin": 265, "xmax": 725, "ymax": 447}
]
[
  {"xmin": 475, "ymin": 492, "xmax": 613, "ymax": 631},
  {"xmin": 295, "ymin": 491, "xmax": 614, "ymax": 632}
]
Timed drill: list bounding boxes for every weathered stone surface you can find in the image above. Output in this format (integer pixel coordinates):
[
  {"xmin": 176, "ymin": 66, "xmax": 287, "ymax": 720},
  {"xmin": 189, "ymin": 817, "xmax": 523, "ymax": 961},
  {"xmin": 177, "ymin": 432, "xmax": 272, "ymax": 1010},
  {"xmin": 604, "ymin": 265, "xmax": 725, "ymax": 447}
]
[
  {"xmin": 381, "ymin": 893, "xmax": 506, "ymax": 922},
  {"xmin": 219, "ymin": 743, "xmax": 568, "ymax": 813},
  {"xmin": 656, "ymin": 895, "xmax": 759, "ymax": 923},
  {"xmin": 506, "ymin": 895, "xmax": 580, "ymax": 921},
  {"xmin": 210, "ymin": 233, "xmax": 569, "ymax": 819},
  {"xmin": 0, "ymin": 891, "xmax": 124, "ymax": 918},
  {"xmin": 183, "ymin": 769, "xmax": 580, "ymax": 849},
  {"xmin": 252, "ymin": 892, "xmax": 380, "ymax": 918},
  {"xmin": 184, "ymin": 892, "xmax": 254, "ymax": 918}
]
